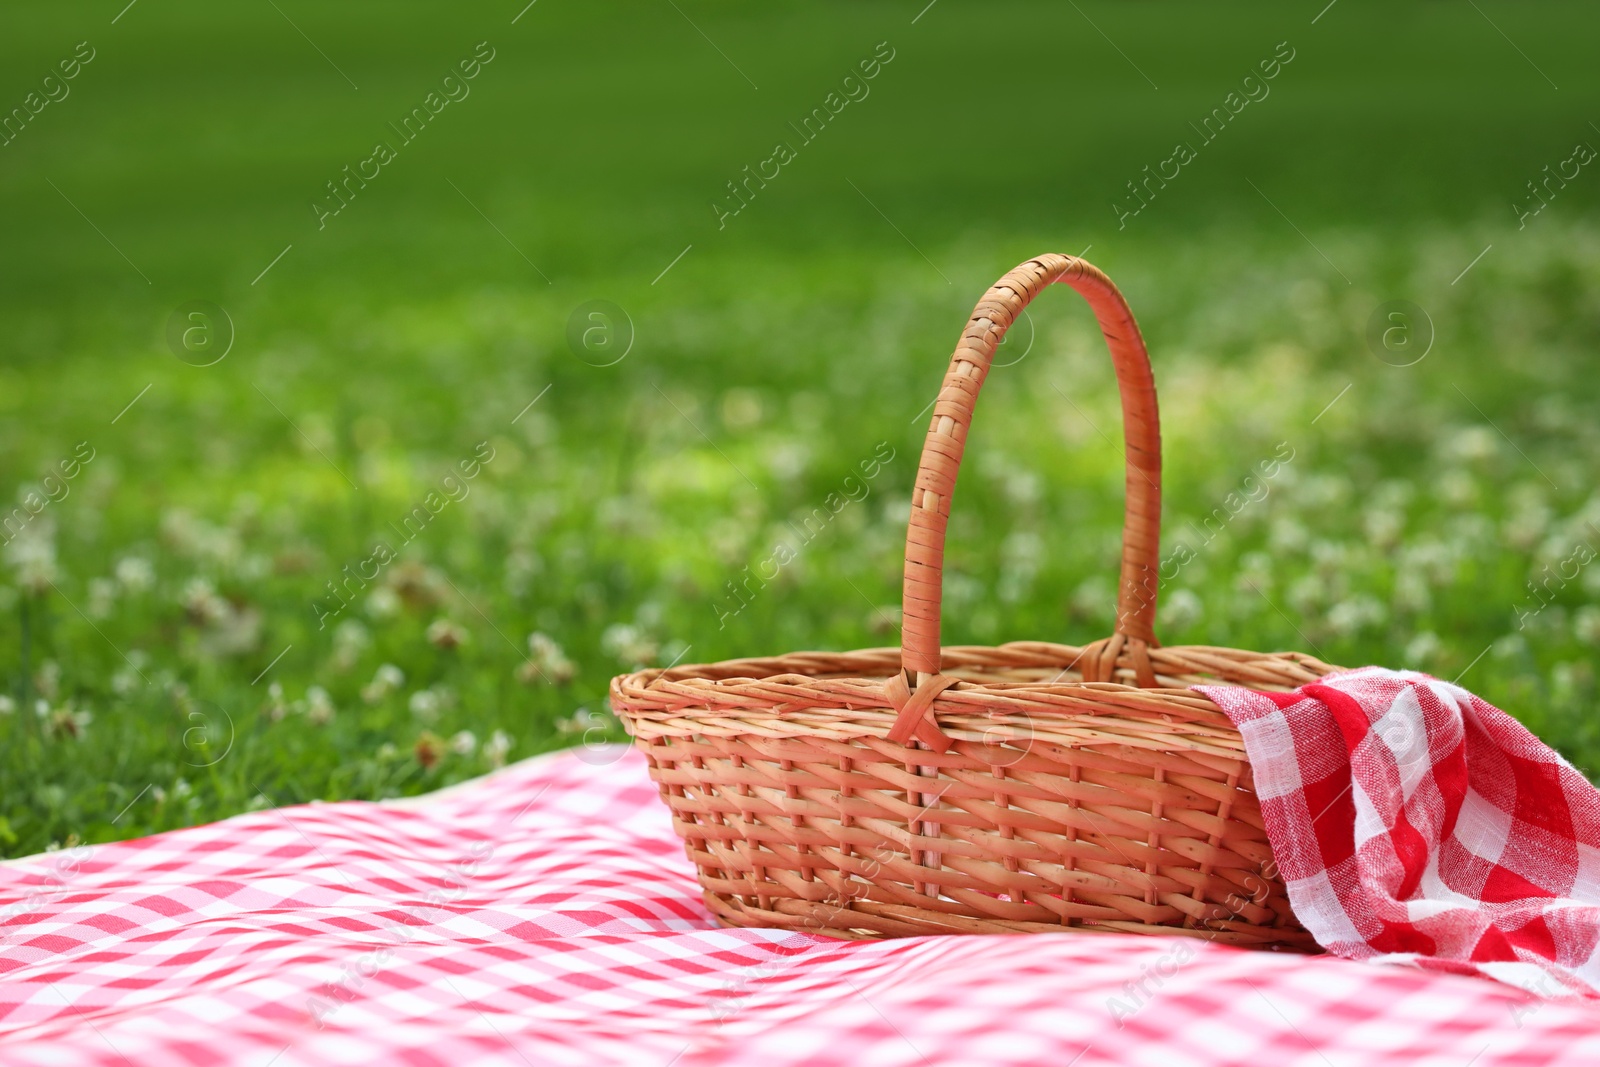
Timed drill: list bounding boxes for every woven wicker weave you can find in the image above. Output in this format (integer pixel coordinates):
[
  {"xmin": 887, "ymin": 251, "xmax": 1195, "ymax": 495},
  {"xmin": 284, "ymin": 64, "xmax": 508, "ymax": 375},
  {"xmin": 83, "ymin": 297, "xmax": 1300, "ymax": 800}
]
[{"xmin": 612, "ymin": 254, "xmax": 1335, "ymax": 947}]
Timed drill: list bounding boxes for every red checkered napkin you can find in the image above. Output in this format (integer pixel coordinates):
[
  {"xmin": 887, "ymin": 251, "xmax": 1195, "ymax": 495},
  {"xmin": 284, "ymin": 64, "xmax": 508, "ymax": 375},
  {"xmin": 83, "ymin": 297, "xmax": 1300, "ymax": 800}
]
[
  {"xmin": 4, "ymin": 740, "xmax": 1600, "ymax": 1066},
  {"xmin": 1201, "ymin": 666, "xmax": 1600, "ymax": 1001}
]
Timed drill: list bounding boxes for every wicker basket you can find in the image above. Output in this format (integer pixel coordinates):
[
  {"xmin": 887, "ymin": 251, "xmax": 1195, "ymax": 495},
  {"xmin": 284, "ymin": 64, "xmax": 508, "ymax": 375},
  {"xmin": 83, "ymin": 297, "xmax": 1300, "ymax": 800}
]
[{"xmin": 611, "ymin": 254, "xmax": 1336, "ymax": 948}]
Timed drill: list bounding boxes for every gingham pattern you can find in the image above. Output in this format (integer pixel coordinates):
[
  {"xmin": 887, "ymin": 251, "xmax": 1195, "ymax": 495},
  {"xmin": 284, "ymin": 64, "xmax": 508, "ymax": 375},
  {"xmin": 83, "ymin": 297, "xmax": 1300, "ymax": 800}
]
[
  {"xmin": 1201, "ymin": 666, "xmax": 1600, "ymax": 1003},
  {"xmin": 5, "ymin": 743, "xmax": 1600, "ymax": 1065}
]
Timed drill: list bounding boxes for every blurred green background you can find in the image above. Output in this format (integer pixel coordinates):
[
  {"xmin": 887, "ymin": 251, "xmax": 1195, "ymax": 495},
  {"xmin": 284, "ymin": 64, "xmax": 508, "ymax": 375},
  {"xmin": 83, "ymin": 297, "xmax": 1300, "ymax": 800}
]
[{"xmin": 3, "ymin": 1, "xmax": 1599, "ymax": 856}]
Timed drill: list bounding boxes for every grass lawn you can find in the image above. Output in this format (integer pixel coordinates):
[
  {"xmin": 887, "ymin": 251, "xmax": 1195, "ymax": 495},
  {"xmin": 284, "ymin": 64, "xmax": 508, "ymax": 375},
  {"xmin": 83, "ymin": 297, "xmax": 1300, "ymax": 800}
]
[{"xmin": 3, "ymin": 1, "xmax": 1600, "ymax": 857}]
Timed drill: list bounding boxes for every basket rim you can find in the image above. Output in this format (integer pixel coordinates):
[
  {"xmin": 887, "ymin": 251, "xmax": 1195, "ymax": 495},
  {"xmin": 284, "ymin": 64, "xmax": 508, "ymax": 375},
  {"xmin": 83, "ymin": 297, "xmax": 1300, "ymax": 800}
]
[
  {"xmin": 609, "ymin": 641, "xmax": 1340, "ymax": 727},
  {"xmin": 614, "ymin": 639, "xmax": 1336, "ymax": 688}
]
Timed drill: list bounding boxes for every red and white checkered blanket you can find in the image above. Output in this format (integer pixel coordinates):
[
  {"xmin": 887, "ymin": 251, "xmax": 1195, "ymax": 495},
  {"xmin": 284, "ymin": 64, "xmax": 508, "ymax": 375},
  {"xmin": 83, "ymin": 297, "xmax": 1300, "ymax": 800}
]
[
  {"xmin": 1200, "ymin": 666, "xmax": 1600, "ymax": 1002},
  {"xmin": 5, "ymin": 734, "xmax": 1600, "ymax": 1065}
]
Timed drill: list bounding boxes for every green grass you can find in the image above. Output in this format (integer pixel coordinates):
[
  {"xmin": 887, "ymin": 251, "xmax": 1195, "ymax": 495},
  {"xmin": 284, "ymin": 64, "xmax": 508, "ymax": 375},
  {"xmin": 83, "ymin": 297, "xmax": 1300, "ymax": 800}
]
[{"xmin": 3, "ymin": 1, "xmax": 1600, "ymax": 857}]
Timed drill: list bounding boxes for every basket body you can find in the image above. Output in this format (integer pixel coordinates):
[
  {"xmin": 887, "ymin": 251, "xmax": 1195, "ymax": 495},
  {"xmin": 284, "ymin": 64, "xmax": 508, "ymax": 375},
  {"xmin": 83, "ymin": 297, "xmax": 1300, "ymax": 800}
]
[
  {"xmin": 612, "ymin": 642, "xmax": 1333, "ymax": 948},
  {"xmin": 613, "ymin": 254, "xmax": 1330, "ymax": 946}
]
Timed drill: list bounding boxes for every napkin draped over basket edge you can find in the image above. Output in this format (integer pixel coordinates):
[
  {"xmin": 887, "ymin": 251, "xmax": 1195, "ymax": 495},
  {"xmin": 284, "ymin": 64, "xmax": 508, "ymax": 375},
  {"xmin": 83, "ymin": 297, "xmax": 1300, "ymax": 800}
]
[{"xmin": 1200, "ymin": 667, "xmax": 1600, "ymax": 1000}]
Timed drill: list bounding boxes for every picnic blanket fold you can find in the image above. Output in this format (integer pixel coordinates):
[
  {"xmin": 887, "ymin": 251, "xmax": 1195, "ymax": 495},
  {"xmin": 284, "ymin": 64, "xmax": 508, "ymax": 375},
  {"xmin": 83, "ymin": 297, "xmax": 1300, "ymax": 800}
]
[{"xmin": 1199, "ymin": 666, "xmax": 1600, "ymax": 1000}]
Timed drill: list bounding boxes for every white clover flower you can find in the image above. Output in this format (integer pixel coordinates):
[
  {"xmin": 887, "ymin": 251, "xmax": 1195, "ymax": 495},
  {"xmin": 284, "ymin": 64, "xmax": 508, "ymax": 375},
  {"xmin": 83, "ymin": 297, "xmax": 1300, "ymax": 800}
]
[
  {"xmin": 1403, "ymin": 631, "xmax": 1442, "ymax": 667},
  {"xmin": 35, "ymin": 660, "xmax": 61, "ymax": 700},
  {"xmin": 449, "ymin": 730, "xmax": 477, "ymax": 756},
  {"xmin": 597, "ymin": 495, "xmax": 644, "ymax": 536},
  {"xmin": 0, "ymin": 695, "xmax": 14, "ymax": 715},
  {"xmin": 1001, "ymin": 470, "xmax": 1042, "ymax": 508},
  {"xmin": 602, "ymin": 623, "xmax": 657, "ymax": 667},
  {"xmin": 1362, "ymin": 508, "xmax": 1404, "ymax": 549},
  {"xmin": 305, "ymin": 686, "xmax": 335, "ymax": 725},
  {"xmin": 998, "ymin": 530, "xmax": 1045, "ymax": 605},
  {"xmin": 1585, "ymin": 568, "xmax": 1600, "ymax": 598},
  {"xmin": 1237, "ymin": 551, "xmax": 1274, "ymax": 581},
  {"xmin": 1158, "ymin": 589, "xmax": 1204, "ymax": 633},
  {"xmin": 200, "ymin": 604, "xmax": 262, "ymax": 659},
  {"xmin": 87, "ymin": 577, "xmax": 117, "ymax": 619},
  {"xmin": 503, "ymin": 549, "xmax": 542, "ymax": 598},
  {"xmin": 264, "ymin": 680, "xmax": 289, "ymax": 722},
  {"xmin": 1287, "ymin": 575, "xmax": 1324, "ymax": 616},
  {"xmin": 1268, "ymin": 517, "xmax": 1309, "ymax": 554},
  {"xmin": 707, "ymin": 518, "xmax": 751, "ymax": 566},
  {"xmin": 366, "ymin": 586, "xmax": 402, "ymax": 619},
  {"xmin": 1327, "ymin": 596, "xmax": 1386, "ymax": 637},
  {"xmin": 1575, "ymin": 606, "xmax": 1600, "ymax": 646},
  {"xmin": 115, "ymin": 556, "xmax": 155, "ymax": 592},
  {"xmin": 1393, "ymin": 570, "xmax": 1431, "ymax": 615},
  {"xmin": 1300, "ymin": 474, "xmax": 1351, "ymax": 509},
  {"xmin": 1232, "ymin": 568, "xmax": 1271, "ymax": 599},
  {"xmin": 1309, "ymin": 540, "xmax": 1347, "ymax": 574},
  {"xmin": 180, "ymin": 577, "xmax": 229, "ymax": 625},
  {"xmin": 385, "ymin": 561, "xmax": 450, "ymax": 610},
  {"xmin": 334, "ymin": 619, "xmax": 370, "ymax": 652},
  {"xmin": 332, "ymin": 618, "xmax": 371, "ymax": 671},
  {"xmin": 484, "ymin": 729, "xmax": 512, "ymax": 769},
  {"xmin": 426, "ymin": 617, "xmax": 469, "ymax": 650},
  {"xmin": 1506, "ymin": 507, "xmax": 1552, "ymax": 553},
  {"xmin": 409, "ymin": 689, "xmax": 441, "ymax": 722},
  {"xmin": 557, "ymin": 707, "xmax": 610, "ymax": 736},
  {"xmin": 767, "ymin": 441, "xmax": 809, "ymax": 483},
  {"xmin": 1493, "ymin": 633, "xmax": 1528, "ymax": 660},
  {"xmin": 43, "ymin": 702, "xmax": 92, "ymax": 741},
  {"xmin": 111, "ymin": 666, "xmax": 141, "ymax": 696},
  {"xmin": 1070, "ymin": 576, "xmax": 1112, "ymax": 619},
  {"xmin": 160, "ymin": 509, "xmax": 241, "ymax": 567},
  {"xmin": 361, "ymin": 663, "xmax": 405, "ymax": 704},
  {"xmin": 4, "ymin": 520, "xmax": 58, "ymax": 595},
  {"xmin": 1551, "ymin": 662, "xmax": 1585, "ymax": 704},
  {"xmin": 1437, "ymin": 469, "xmax": 1477, "ymax": 508},
  {"xmin": 943, "ymin": 573, "xmax": 982, "ymax": 609},
  {"xmin": 1446, "ymin": 425, "xmax": 1498, "ymax": 462},
  {"xmin": 1372, "ymin": 480, "xmax": 1415, "ymax": 509},
  {"xmin": 1400, "ymin": 539, "xmax": 1459, "ymax": 587},
  {"xmin": 160, "ymin": 509, "xmax": 199, "ymax": 552},
  {"xmin": 414, "ymin": 730, "xmax": 445, "ymax": 770},
  {"xmin": 521, "ymin": 633, "xmax": 576, "ymax": 684}
]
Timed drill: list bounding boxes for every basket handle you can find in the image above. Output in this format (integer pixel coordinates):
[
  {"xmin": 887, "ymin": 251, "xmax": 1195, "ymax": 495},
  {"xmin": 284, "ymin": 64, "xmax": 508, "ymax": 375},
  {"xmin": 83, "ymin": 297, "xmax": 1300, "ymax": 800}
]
[{"xmin": 899, "ymin": 254, "xmax": 1162, "ymax": 680}]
